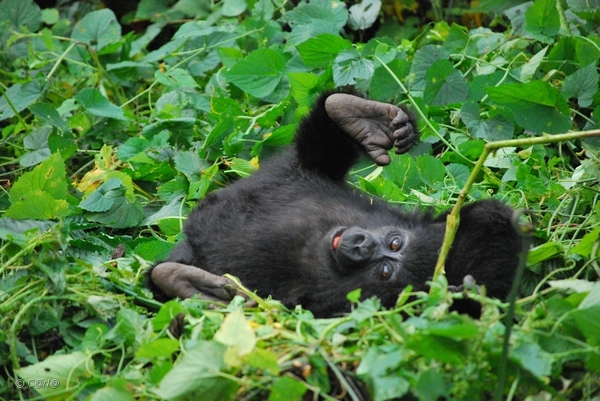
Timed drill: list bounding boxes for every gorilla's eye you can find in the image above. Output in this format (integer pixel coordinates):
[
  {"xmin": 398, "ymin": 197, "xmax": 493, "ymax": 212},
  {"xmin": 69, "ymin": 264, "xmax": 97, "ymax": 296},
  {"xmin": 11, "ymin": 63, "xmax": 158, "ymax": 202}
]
[
  {"xmin": 390, "ymin": 237, "xmax": 403, "ymax": 251},
  {"xmin": 381, "ymin": 264, "xmax": 391, "ymax": 280}
]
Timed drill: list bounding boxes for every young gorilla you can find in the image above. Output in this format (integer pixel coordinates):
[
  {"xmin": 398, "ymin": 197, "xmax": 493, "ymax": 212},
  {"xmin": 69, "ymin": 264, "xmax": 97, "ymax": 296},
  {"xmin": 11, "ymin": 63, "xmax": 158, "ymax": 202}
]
[{"xmin": 149, "ymin": 91, "xmax": 521, "ymax": 318}]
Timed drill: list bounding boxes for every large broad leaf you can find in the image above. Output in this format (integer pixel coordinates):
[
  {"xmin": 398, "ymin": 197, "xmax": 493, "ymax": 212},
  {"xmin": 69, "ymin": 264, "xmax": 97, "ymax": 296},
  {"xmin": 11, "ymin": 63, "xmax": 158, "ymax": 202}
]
[
  {"xmin": 524, "ymin": 0, "xmax": 560, "ymax": 43},
  {"xmin": 214, "ymin": 308, "xmax": 257, "ymax": 366},
  {"xmin": 5, "ymin": 190, "xmax": 70, "ymax": 219},
  {"xmin": 222, "ymin": 0, "xmax": 246, "ymax": 16},
  {"xmin": 284, "ymin": 0, "xmax": 348, "ymax": 46},
  {"xmin": 75, "ymin": 88, "xmax": 127, "ymax": 120},
  {"xmin": 0, "ymin": 79, "xmax": 43, "ymax": 121},
  {"xmin": 225, "ymin": 49, "xmax": 287, "ymax": 98},
  {"xmin": 562, "ymin": 63, "xmax": 599, "ymax": 108},
  {"xmin": 10, "ymin": 152, "xmax": 67, "ymax": 202},
  {"xmin": 486, "ymin": 81, "xmax": 571, "ymax": 134},
  {"xmin": 153, "ymin": 341, "xmax": 238, "ymax": 400},
  {"xmin": 0, "ymin": 0, "xmax": 41, "ymax": 31},
  {"xmin": 347, "ymin": 0, "xmax": 382, "ymax": 30},
  {"xmin": 16, "ymin": 352, "xmax": 92, "ymax": 399},
  {"xmin": 79, "ymin": 178, "xmax": 123, "ymax": 213},
  {"xmin": 296, "ymin": 34, "xmax": 352, "ymax": 68},
  {"xmin": 84, "ymin": 188, "xmax": 144, "ymax": 228},
  {"xmin": 357, "ymin": 346, "xmax": 410, "ymax": 401},
  {"xmin": 332, "ymin": 48, "xmax": 375, "ymax": 87},
  {"xmin": 29, "ymin": 102, "xmax": 71, "ymax": 132},
  {"xmin": 20, "ymin": 126, "xmax": 52, "ymax": 167},
  {"xmin": 423, "ymin": 59, "xmax": 468, "ymax": 106},
  {"xmin": 370, "ymin": 59, "xmax": 410, "ymax": 101},
  {"xmin": 408, "ymin": 45, "xmax": 449, "ymax": 91},
  {"xmin": 460, "ymin": 101, "xmax": 514, "ymax": 141},
  {"xmin": 268, "ymin": 376, "xmax": 307, "ymax": 401},
  {"xmin": 71, "ymin": 9, "xmax": 121, "ymax": 51}
]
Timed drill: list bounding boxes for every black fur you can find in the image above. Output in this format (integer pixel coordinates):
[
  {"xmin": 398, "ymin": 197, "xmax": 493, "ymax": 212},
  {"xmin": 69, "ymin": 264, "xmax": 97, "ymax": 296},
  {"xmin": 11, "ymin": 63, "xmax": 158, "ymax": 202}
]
[{"xmin": 149, "ymin": 91, "xmax": 521, "ymax": 317}]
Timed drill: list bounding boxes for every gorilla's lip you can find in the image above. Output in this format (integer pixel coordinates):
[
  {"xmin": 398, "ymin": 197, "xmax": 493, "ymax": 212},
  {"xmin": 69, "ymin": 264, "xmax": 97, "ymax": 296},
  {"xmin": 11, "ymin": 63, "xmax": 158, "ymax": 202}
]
[{"xmin": 331, "ymin": 227, "xmax": 346, "ymax": 251}]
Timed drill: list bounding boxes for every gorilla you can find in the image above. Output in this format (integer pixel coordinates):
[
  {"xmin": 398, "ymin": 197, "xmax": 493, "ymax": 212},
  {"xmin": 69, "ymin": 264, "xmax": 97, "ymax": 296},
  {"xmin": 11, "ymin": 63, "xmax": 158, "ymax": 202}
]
[{"xmin": 148, "ymin": 90, "xmax": 521, "ymax": 317}]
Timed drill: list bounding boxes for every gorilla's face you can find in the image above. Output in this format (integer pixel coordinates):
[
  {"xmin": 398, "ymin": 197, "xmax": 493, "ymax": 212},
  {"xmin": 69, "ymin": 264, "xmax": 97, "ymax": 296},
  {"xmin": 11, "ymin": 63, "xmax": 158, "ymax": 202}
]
[{"xmin": 326, "ymin": 226, "xmax": 411, "ymax": 280}]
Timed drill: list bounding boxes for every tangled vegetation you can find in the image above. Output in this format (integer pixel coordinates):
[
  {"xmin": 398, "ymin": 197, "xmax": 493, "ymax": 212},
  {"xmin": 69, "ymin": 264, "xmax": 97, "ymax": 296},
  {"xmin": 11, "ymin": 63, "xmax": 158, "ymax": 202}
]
[{"xmin": 0, "ymin": 0, "xmax": 599, "ymax": 399}]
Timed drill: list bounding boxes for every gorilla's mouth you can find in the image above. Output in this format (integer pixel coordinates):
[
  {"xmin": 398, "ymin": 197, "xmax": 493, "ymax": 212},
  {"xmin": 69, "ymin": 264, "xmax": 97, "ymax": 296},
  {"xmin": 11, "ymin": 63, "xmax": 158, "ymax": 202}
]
[{"xmin": 331, "ymin": 227, "xmax": 346, "ymax": 251}]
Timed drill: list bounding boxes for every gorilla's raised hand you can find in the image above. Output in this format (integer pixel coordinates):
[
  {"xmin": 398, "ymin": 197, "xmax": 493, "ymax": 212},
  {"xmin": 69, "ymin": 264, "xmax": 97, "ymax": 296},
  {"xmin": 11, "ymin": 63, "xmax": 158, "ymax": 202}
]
[{"xmin": 324, "ymin": 93, "xmax": 417, "ymax": 165}]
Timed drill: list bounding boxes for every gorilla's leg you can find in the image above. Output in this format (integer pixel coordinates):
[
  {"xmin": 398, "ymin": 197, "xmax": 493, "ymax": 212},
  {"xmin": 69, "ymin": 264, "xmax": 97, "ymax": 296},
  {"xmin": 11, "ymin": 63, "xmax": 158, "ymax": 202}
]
[
  {"xmin": 295, "ymin": 92, "xmax": 419, "ymax": 180},
  {"xmin": 151, "ymin": 262, "xmax": 248, "ymax": 303},
  {"xmin": 324, "ymin": 94, "xmax": 417, "ymax": 165}
]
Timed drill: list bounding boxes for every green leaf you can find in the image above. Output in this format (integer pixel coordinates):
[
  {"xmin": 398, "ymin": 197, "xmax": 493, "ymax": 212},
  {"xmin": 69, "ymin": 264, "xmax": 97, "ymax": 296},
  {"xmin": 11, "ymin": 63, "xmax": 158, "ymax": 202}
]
[
  {"xmin": 71, "ymin": 9, "xmax": 121, "ymax": 51},
  {"xmin": 385, "ymin": 155, "xmax": 421, "ymax": 191},
  {"xmin": 20, "ymin": 126, "xmax": 52, "ymax": 167},
  {"xmin": 427, "ymin": 321, "xmax": 479, "ymax": 339},
  {"xmin": 225, "ymin": 49, "xmax": 287, "ymax": 98},
  {"xmin": 370, "ymin": 59, "xmax": 410, "ymax": 101},
  {"xmin": 357, "ymin": 346, "xmax": 409, "ymax": 401},
  {"xmin": 16, "ymin": 352, "xmax": 92, "ymax": 399},
  {"xmin": 579, "ymin": 282, "xmax": 600, "ymax": 309},
  {"xmin": 347, "ymin": 288, "xmax": 362, "ymax": 303},
  {"xmin": 446, "ymin": 163, "xmax": 470, "ymax": 185},
  {"xmin": 88, "ymin": 386, "xmax": 136, "ymax": 401},
  {"xmin": 155, "ymin": 68, "xmax": 199, "ymax": 90},
  {"xmin": 85, "ymin": 189, "xmax": 144, "ymax": 228},
  {"xmin": 350, "ymin": 297, "xmax": 381, "ymax": 323},
  {"xmin": 153, "ymin": 341, "xmax": 238, "ymax": 400},
  {"xmin": 511, "ymin": 341, "xmax": 553, "ymax": 379},
  {"xmin": 524, "ymin": 0, "xmax": 560, "ymax": 43},
  {"xmin": 423, "ymin": 59, "xmax": 468, "ymax": 106},
  {"xmin": 134, "ymin": 240, "xmax": 176, "ymax": 261},
  {"xmin": 0, "ymin": 0, "xmax": 41, "ymax": 31},
  {"xmin": 513, "ymin": 46, "xmax": 547, "ymax": 83},
  {"xmin": 409, "ymin": 45, "xmax": 450, "ymax": 91},
  {"xmin": 569, "ymin": 227, "xmax": 600, "ymax": 258},
  {"xmin": 226, "ymin": 157, "xmax": 257, "ymax": 178},
  {"xmin": 214, "ymin": 309, "xmax": 257, "ymax": 365},
  {"xmin": 10, "ymin": 152, "xmax": 68, "ymax": 202},
  {"xmin": 268, "ymin": 376, "xmax": 307, "ymax": 401},
  {"xmin": 416, "ymin": 155, "xmax": 446, "ymax": 186},
  {"xmin": 152, "ymin": 300, "xmax": 187, "ymax": 331},
  {"xmin": 347, "ymin": 0, "xmax": 381, "ymax": 31},
  {"xmin": 284, "ymin": 0, "xmax": 347, "ymax": 46},
  {"xmin": 333, "ymin": 48, "xmax": 375, "ymax": 87},
  {"xmin": 29, "ymin": 102, "xmax": 70, "ymax": 132},
  {"xmin": 79, "ymin": 178, "xmax": 122, "ymax": 213},
  {"xmin": 527, "ymin": 241, "xmax": 563, "ymax": 265},
  {"xmin": 115, "ymin": 308, "xmax": 146, "ymax": 348},
  {"xmin": 486, "ymin": 81, "xmax": 571, "ymax": 134},
  {"xmin": 0, "ymin": 79, "xmax": 44, "ymax": 121},
  {"xmin": 407, "ymin": 333, "xmax": 467, "ymax": 364},
  {"xmin": 75, "ymin": 88, "xmax": 127, "ymax": 120},
  {"xmin": 296, "ymin": 34, "xmax": 352, "ymax": 68},
  {"xmin": 136, "ymin": 338, "xmax": 180, "ymax": 359},
  {"xmin": 244, "ymin": 348, "xmax": 280, "ymax": 375},
  {"xmin": 562, "ymin": 63, "xmax": 599, "ymax": 108},
  {"xmin": 414, "ymin": 370, "xmax": 449, "ymax": 401},
  {"xmin": 460, "ymin": 101, "xmax": 514, "ymax": 141},
  {"xmin": 222, "ymin": 0, "xmax": 246, "ymax": 16}
]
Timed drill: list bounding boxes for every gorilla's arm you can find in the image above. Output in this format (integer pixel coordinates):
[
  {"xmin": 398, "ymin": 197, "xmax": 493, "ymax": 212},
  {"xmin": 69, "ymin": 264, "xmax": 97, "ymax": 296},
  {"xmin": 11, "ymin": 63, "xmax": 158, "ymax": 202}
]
[
  {"xmin": 150, "ymin": 262, "xmax": 253, "ymax": 304},
  {"xmin": 295, "ymin": 92, "xmax": 418, "ymax": 180}
]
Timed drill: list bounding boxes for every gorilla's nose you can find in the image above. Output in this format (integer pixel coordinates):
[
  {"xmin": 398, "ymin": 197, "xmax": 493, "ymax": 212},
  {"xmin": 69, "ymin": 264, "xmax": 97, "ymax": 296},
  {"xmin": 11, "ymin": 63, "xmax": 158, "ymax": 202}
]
[{"xmin": 344, "ymin": 229, "xmax": 376, "ymax": 262}]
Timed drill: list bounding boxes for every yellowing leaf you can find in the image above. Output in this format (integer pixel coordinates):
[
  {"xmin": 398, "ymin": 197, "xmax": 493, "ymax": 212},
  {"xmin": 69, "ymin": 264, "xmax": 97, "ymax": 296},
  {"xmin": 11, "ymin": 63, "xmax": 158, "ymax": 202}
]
[{"xmin": 214, "ymin": 309, "xmax": 256, "ymax": 366}]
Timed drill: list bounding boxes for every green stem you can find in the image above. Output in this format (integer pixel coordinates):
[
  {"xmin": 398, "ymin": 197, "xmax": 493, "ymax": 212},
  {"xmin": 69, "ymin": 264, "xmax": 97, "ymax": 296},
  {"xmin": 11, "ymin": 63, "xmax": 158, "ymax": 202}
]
[{"xmin": 432, "ymin": 128, "xmax": 600, "ymax": 284}]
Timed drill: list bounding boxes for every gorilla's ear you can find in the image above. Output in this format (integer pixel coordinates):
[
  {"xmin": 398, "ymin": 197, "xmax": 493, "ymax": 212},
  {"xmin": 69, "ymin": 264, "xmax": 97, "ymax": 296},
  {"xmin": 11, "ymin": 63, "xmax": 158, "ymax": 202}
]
[{"xmin": 324, "ymin": 93, "xmax": 419, "ymax": 165}]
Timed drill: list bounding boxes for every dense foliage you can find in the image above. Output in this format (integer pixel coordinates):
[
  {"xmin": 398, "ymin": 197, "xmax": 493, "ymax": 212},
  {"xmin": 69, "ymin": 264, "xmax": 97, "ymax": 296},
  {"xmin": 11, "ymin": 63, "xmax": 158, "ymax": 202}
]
[{"xmin": 1, "ymin": 0, "xmax": 599, "ymax": 399}]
